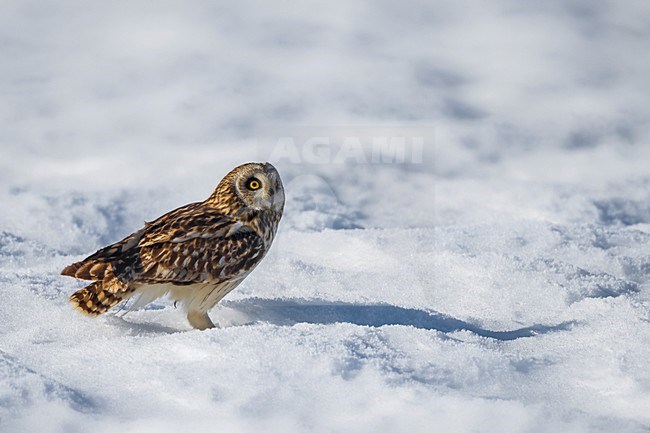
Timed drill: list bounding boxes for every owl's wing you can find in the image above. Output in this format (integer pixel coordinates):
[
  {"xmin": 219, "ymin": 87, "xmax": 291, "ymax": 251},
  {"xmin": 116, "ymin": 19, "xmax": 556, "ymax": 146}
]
[
  {"xmin": 135, "ymin": 227, "xmax": 265, "ymax": 284},
  {"xmin": 62, "ymin": 202, "xmax": 263, "ymax": 285}
]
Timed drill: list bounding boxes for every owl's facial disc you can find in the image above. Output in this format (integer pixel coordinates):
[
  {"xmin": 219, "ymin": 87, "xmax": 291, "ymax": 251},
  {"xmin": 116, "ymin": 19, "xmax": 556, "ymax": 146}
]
[{"xmin": 236, "ymin": 163, "xmax": 284, "ymax": 212}]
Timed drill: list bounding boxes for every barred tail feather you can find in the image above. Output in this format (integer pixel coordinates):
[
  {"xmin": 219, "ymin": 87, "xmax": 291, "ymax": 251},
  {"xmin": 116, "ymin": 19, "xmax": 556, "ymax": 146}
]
[
  {"xmin": 69, "ymin": 278, "xmax": 132, "ymax": 316},
  {"xmin": 61, "ymin": 259, "xmax": 112, "ymax": 281}
]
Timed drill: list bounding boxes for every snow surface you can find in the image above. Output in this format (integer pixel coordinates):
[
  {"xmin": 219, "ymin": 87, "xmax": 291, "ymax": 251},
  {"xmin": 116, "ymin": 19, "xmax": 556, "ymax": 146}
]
[{"xmin": 1, "ymin": 1, "xmax": 650, "ymax": 432}]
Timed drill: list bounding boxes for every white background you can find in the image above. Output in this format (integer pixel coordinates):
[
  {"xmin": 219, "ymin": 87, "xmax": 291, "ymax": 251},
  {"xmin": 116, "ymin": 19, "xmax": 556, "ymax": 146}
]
[{"xmin": 1, "ymin": 1, "xmax": 649, "ymax": 432}]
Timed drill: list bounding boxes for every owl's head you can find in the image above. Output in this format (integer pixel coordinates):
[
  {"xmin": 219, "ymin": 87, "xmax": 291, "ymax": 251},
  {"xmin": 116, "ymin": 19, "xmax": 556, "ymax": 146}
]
[{"xmin": 211, "ymin": 162, "xmax": 285, "ymax": 214}]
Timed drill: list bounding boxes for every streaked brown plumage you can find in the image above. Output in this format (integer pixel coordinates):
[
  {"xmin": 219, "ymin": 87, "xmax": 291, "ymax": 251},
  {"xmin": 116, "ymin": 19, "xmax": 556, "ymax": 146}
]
[{"xmin": 61, "ymin": 162, "xmax": 284, "ymax": 329}]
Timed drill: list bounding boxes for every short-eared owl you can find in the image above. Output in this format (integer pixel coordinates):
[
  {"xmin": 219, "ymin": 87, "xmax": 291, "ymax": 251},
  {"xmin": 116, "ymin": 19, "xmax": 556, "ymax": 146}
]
[{"xmin": 61, "ymin": 162, "xmax": 284, "ymax": 330}]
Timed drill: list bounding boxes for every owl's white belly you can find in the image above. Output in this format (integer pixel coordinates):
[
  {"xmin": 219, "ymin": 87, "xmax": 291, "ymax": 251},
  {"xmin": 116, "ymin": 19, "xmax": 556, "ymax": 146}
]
[{"xmin": 132, "ymin": 279, "xmax": 243, "ymax": 314}]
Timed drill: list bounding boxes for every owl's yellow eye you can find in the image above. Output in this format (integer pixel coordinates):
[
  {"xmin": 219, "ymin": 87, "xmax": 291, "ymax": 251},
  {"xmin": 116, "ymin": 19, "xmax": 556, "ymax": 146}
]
[{"xmin": 246, "ymin": 177, "xmax": 261, "ymax": 191}]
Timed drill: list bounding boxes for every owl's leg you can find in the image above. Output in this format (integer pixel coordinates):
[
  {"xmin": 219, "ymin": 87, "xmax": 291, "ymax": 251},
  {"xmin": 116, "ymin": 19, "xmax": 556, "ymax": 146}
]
[{"xmin": 187, "ymin": 311, "xmax": 216, "ymax": 330}]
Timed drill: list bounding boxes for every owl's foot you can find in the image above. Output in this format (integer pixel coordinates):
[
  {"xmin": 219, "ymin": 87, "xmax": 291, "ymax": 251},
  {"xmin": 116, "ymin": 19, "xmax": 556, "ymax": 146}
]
[{"xmin": 187, "ymin": 311, "xmax": 216, "ymax": 330}]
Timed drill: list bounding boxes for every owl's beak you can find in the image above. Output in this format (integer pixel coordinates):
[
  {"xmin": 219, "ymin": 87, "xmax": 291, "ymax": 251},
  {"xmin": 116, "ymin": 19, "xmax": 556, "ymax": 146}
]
[
  {"xmin": 270, "ymin": 188, "xmax": 284, "ymax": 212},
  {"xmin": 263, "ymin": 162, "xmax": 284, "ymax": 212}
]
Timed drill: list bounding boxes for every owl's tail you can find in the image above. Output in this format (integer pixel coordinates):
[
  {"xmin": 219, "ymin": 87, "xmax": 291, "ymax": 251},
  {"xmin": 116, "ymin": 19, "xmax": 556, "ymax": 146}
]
[
  {"xmin": 68, "ymin": 277, "xmax": 132, "ymax": 316},
  {"xmin": 63, "ymin": 257, "xmax": 134, "ymax": 315}
]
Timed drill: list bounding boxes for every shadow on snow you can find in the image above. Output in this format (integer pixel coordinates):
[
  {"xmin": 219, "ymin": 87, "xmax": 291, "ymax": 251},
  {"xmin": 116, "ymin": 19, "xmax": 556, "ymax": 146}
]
[{"xmin": 222, "ymin": 298, "xmax": 577, "ymax": 341}]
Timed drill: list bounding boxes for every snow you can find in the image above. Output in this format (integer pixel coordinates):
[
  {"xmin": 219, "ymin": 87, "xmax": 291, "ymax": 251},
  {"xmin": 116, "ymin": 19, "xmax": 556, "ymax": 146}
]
[{"xmin": 1, "ymin": 1, "xmax": 650, "ymax": 432}]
